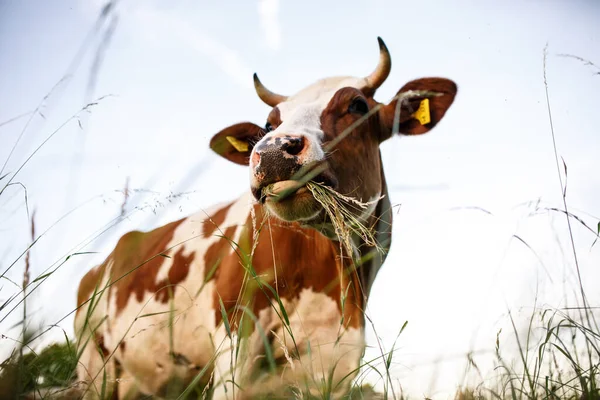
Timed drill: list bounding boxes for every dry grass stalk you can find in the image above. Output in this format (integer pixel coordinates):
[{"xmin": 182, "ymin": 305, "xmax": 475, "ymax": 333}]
[{"xmin": 306, "ymin": 181, "xmax": 383, "ymax": 258}]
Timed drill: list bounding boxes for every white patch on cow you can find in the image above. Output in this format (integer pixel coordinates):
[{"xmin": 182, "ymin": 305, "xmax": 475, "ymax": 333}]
[
  {"xmin": 212, "ymin": 306, "xmax": 277, "ymax": 399},
  {"xmin": 274, "ymin": 76, "xmax": 366, "ymax": 140},
  {"xmin": 276, "ymin": 103, "xmax": 325, "ymax": 140},
  {"xmin": 280, "ymin": 76, "xmax": 367, "ymax": 113},
  {"xmin": 214, "ymin": 287, "xmax": 364, "ymax": 398},
  {"xmin": 272, "ymin": 287, "xmax": 364, "ymax": 394}
]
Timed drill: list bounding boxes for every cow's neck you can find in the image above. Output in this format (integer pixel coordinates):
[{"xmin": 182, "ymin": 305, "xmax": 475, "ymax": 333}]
[
  {"xmin": 298, "ymin": 163, "xmax": 392, "ymax": 301},
  {"xmin": 356, "ymin": 167, "xmax": 392, "ymax": 299},
  {"xmin": 241, "ymin": 164, "xmax": 391, "ymax": 320}
]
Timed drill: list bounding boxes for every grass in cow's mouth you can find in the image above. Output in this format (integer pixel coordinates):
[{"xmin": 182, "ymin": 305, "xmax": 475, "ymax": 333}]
[
  {"xmin": 262, "ymin": 180, "xmax": 304, "ymax": 201},
  {"xmin": 306, "ymin": 181, "xmax": 383, "ymax": 257}
]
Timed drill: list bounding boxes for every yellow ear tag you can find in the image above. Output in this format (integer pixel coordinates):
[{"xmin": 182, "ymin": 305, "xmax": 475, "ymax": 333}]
[
  {"xmin": 412, "ymin": 98, "xmax": 431, "ymax": 125},
  {"xmin": 226, "ymin": 136, "xmax": 249, "ymax": 152}
]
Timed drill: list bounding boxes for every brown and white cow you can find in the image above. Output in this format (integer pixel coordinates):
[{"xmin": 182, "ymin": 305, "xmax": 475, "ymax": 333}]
[{"xmin": 75, "ymin": 38, "xmax": 457, "ymax": 399}]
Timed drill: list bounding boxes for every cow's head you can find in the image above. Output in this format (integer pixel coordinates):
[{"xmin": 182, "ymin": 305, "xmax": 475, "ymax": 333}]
[{"xmin": 211, "ymin": 38, "xmax": 456, "ymax": 224}]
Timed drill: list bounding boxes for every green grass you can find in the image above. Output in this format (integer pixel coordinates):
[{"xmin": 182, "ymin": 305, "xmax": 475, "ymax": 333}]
[{"xmin": 0, "ymin": 334, "xmax": 79, "ymax": 399}]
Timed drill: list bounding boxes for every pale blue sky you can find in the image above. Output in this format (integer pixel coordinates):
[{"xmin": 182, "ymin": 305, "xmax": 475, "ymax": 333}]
[{"xmin": 1, "ymin": 1, "xmax": 599, "ymax": 396}]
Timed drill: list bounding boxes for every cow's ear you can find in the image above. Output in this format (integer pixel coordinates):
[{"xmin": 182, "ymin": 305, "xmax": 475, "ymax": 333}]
[
  {"xmin": 379, "ymin": 78, "xmax": 457, "ymax": 140},
  {"xmin": 210, "ymin": 122, "xmax": 263, "ymax": 165}
]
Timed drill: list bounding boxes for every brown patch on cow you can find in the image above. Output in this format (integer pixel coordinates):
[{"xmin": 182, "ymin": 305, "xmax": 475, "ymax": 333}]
[
  {"xmin": 266, "ymin": 106, "xmax": 282, "ymax": 130},
  {"xmin": 202, "ymin": 202, "xmax": 233, "ymax": 238},
  {"xmin": 320, "ymin": 87, "xmax": 383, "ymax": 208},
  {"xmin": 309, "ymin": 86, "xmax": 393, "ymax": 322},
  {"xmin": 96, "ymin": 334, "xmax": 110, "ymax": 358},
  {"xmin": 154, "ymin": 246, "xmax": 196, "ymax": 303},
  {"xmin": 76, "ymin": 262, "xmax": 108, "ymax": 313},
  {"xmin": 104, "ymin": 218, "xmax": 198, "ymax": 314},
  {"xmin": 210, "ymin": 205, "xmax": 365, "ymax": 330},
  {"xmin": 119, "ymin": 341, "xmax": 126, "ymax": 353}
]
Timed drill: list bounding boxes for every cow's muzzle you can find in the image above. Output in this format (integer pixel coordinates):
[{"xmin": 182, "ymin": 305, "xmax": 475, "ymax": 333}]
[{"xmin": 249, "ymin": 133, "xmax": 337, "ymax": 221}]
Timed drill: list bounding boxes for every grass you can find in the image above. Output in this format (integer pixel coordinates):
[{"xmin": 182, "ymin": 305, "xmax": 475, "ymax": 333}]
[
  {"xmin": 306, "ymin": 181, "xmax": 383, "ymax": 257},
  {"xmin": 0, "ymin": 334, "xmax": 79, "ymax": 399}
]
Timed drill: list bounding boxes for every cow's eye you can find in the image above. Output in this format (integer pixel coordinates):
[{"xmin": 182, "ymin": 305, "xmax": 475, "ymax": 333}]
[
  {"xmin": 348, "ymin": 97, "xmax": 369, "ymax": 115},
  {"xmin": 265, "ymin": 122, "xmax": 273, "ymax": 132}
]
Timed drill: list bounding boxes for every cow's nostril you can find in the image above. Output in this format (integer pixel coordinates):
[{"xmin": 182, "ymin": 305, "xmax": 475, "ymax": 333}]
[{"xmin": 283, "ymin": 137, "xmax": 304, "ymax": 156}]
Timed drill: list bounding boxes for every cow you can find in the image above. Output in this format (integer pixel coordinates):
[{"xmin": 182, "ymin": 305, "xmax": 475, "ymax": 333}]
[{"xmin": 74, "ymin": 37, "xmax": 457, "ymax": 399}]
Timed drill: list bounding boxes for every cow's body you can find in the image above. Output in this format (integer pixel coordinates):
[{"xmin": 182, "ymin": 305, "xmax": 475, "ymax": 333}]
[
  {"xmin": 75, "ymin": 38, "xmax": 456, "ymax": 399},
  {"xmin": 76, "ymin": 193, "xmax": 388, "ymax": 398}
]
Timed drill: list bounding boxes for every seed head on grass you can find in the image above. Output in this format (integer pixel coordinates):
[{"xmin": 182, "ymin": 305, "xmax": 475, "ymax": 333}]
[{"xmin": 306, "ymin": 182, "xmax": 384, "ymax": 258}]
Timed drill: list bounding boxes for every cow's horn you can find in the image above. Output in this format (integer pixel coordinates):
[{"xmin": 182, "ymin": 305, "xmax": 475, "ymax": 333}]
[
  {"xmin": 253, "ymin": 73, "xmax": 288, "ymax": 107},
  {"xmin": 363, "ymin": 37, "xmax": 392, "ymax": 92}
]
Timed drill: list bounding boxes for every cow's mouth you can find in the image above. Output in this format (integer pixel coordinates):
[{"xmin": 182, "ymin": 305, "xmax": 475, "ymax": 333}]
[
  {"xmin": 263, "ymin": 180, "xmax": 307, "ymax": 200},
  {"xmin": 257, "ymin": 173, "xmax": 337, "ymax": 222}
]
